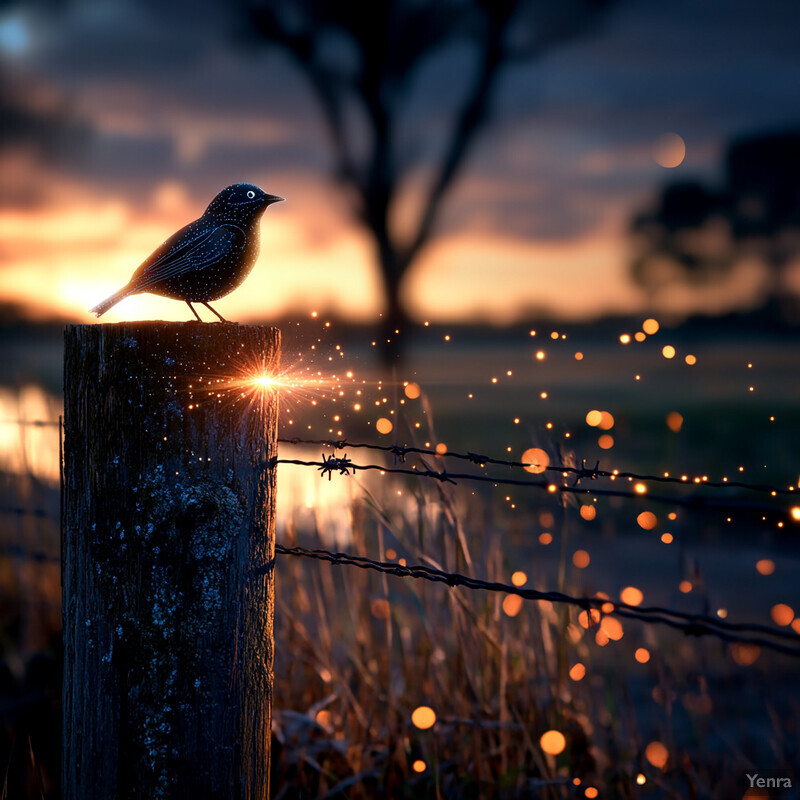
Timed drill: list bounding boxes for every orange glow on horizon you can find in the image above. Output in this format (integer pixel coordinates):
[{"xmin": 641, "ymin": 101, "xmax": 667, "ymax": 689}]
[{"xmin": 0, "ymin": 189, "xmax": 775, "ymax": 324}]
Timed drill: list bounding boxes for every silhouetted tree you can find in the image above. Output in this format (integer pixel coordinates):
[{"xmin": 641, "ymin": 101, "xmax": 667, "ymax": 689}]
[
  {"xmin": 631, "ymin": 130, "xmax": 800, "ymax": 319},
  {"xmin": 245, "ymin": 0, "xmax": 615, "ymax": 363}
]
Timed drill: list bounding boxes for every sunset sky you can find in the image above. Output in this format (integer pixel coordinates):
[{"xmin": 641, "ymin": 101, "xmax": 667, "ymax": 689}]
[{"xmin": 1, "ymin": 0, "xmax": 799, "ymax": 324}]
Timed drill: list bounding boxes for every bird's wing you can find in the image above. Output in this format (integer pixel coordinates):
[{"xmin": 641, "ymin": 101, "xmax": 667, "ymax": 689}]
[{"xmin": 128, "ymin": 223, "xmax": 245, "ymax": 292}]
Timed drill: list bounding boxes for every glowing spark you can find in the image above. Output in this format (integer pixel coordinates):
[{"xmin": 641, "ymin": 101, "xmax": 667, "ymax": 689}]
[
  {"xmin": 411, "ymin": 706, "xmax": 436, "ymax": 730},
  {"xmin": 666, "ymin": 411, "xmax": 683, "ymax": 432},
  {"xmin": 572, "ymin": 549, "xmax": 590, "ymax": 568},
  {"xmin": 585, "ymin": 410, "xmax": 602, "ymax": 427},
  {"xmin": 645, "ymin": 741, "xmax": 669, "ymax": 769},
  {"xmin": 620, "ymin": 586, "xmax": 643, "ymax": 606},
  {"xmin": 539, "ymin": 730, "xmax": 566, "ymax": 755},
  {"xmin": 598, "ymin": 411, "xmax": 614, "ymax": 430},
  {"xmin": 404, "ymin": 382, "xmax": 421, "ymax": 399},
  {"xmin": 771, "ymin": 604, "xmax": 794, "ymax": 626},
  {"xmin": 637, "ymin": 511, "xmax": 656, "ymax": 529},
  {"xmin": 642, "ymin": 318, "xmax": 660, "ymax": 335},
  {"xmin": 503, "ymin": 594, "xmax": 523, "ymax": 617},
  {"xmin": 511, "ymin": 571, "xmax": 527, "ymax": 587},
  {"xmin": 755, "ymin": 559, "xmax": 775, "ymax": 576},
  {"xmin": 569, "ymin": 663, "xmax": 586, "ymax": 681},
  {"xmin": 252, "ymin": 375, "xmax": 277, "ymax": 390},
  {"xmin": 521, "ymin": 448, "xmax": 549, "ymax": 474}
]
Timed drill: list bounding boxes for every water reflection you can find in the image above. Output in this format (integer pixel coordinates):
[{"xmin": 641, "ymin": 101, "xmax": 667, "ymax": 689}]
[
  {"xmin": 0, "ymin": 385, "xmax": 368, "ymax": 544},
  {"xmin": 0, "ymin": 385, "xmax": 61, "ymax": 483}
]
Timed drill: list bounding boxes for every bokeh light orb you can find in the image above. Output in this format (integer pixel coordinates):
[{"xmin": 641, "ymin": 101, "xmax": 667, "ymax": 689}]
[
  {"xmin": 653, "ymin": 133, "xmax": 686, "ymax": 168},
  {"xmin": 411, "ymin": 706, "xmax": 436, "ymax": 730},
  {"xmin": 521, "ymin": 447, "xmax": 549, "ymax": 474},
  {"xmin": 539, "ymin": 729, "xmax": 566, "ymax": 755}
]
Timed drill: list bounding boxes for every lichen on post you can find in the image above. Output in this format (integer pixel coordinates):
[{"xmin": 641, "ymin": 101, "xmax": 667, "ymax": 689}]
[{"xmin": 62, "ymin": 321, "xmax": 279, "ymax": 800}]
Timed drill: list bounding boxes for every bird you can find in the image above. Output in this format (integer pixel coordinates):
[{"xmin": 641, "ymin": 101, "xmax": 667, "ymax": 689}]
[{"xmin": 90, "ymin": 183, "xmax": 283, "ymax": 322}]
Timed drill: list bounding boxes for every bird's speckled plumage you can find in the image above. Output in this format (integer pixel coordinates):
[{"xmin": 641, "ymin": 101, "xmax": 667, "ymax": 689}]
[{"xmin": 90, "ymin": 183, "xmax": 283, "ymax": 321}]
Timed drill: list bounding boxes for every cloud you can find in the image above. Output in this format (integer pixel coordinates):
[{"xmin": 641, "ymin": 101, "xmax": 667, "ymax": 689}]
[{"xmin": 2, "ymin": 0, "xmax": 800, "ymax": 321}]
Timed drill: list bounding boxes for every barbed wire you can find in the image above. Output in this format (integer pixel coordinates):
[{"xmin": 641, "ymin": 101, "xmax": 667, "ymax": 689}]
[
  {"xmin": 1, "ymin": 422, "xmax": 796, "ymax": 660},
  {"xmin": 273, "ymin": 544, "xmax": 800, "ymax": 657},
  {"xmin": 1, "ymin": 419, "xmax": 794, "ymax": 496},
  {"xmin": 278, "ymin": 437, "xmax": 799, "ymax": 497},
  {"xmin": 272, "ymin": 455, "xmax": 792, "ymax": 516},
  {"xmin": 0, "ymin": 420, "xmax": 794, "ymax": 497}
]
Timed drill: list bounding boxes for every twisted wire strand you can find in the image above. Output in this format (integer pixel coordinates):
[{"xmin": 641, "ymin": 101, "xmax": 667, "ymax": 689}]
[{"xmin": 273, "ymin": 544, "xmax": 800, "ymax": 657}]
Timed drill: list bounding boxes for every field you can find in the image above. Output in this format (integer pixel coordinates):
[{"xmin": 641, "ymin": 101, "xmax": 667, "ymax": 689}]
[{"xmin": 1, "ymin": 317, "xmax": 799, "ymax": 798}]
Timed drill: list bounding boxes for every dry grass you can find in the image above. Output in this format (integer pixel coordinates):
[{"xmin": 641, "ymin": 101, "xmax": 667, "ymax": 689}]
[{"xmin": 270, "ymin": 435, "xmax": 799, "ymax": 799}]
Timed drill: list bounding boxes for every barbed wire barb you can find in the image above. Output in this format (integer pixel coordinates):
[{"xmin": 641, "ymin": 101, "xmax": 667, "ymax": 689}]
[
  {"xmin": 278, "ymin": 437, "xmax": 799, "ymax": 498},
  {"xmin": 271, "ymin": 455, "xmax": 792, "ymax": 517}
]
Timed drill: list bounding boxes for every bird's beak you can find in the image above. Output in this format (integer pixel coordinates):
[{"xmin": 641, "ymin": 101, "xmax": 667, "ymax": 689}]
[{"xmin": 264, "ymin": 194, "xmax": 284, "ymax": 206}]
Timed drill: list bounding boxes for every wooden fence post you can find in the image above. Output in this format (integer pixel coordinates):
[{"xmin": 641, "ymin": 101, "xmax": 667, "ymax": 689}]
[{"xmin": 62, "ymin": 322, "xmax": 279, "ymax": 800}]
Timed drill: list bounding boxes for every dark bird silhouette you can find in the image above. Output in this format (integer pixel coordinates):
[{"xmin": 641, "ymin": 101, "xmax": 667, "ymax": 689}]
[{"xmin": 90, "ymin": 183, "xmax": 283, "ymax": 321}]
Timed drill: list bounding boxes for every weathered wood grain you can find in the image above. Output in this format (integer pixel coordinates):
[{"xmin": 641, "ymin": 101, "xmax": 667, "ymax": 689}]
[{"xmin": 63, "ymin": 322, "xmax": 279, "ymax": 799}]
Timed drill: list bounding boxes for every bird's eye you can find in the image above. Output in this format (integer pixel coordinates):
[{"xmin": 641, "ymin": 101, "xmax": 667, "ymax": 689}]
[{"xmin": 247, "ymin": 190, "xmax": 255, "ymax": 199}]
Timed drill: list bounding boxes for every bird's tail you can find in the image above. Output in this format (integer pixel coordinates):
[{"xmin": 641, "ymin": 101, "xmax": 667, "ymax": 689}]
[{"xmin": 90, "ymin": 286, "xmax": 134, "ymax": 317}]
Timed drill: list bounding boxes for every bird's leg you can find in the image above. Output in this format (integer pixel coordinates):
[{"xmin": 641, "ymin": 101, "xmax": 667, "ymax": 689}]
[
  {"xmin": 201, "ymin": 302, "xmax": 228, "ymax": 322},
  {"xmin": 186, "ymin": 301, "xmax": 203, "ymax": 322}
]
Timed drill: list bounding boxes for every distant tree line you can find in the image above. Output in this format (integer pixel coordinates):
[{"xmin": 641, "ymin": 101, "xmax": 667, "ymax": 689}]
[{"xmin": 630, "ymin": 130, "xmax": 800, "ymax": 321}]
